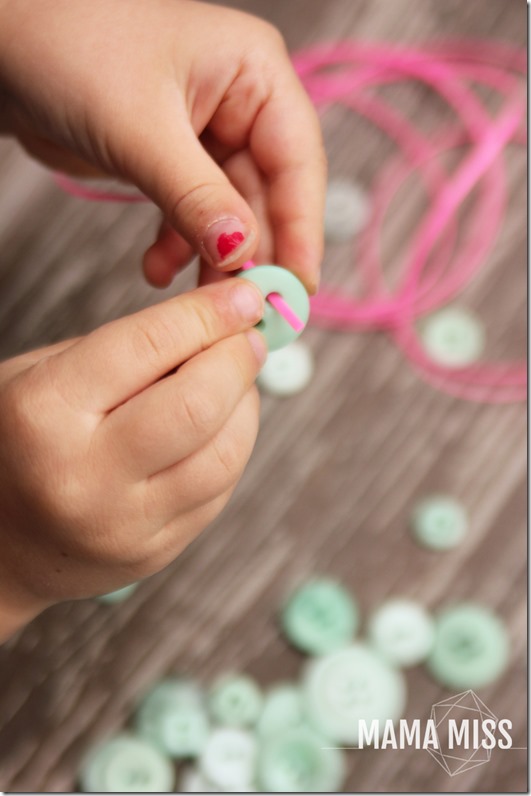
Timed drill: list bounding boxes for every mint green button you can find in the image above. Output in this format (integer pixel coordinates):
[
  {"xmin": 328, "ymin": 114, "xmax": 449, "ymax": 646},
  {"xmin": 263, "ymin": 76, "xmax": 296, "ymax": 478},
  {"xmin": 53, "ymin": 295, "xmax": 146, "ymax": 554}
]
[
  {"xmin": 137, "ymin": 702, "xmax": 209, "ymax": 759},
  {"xmin": 135, "ymin": 678, "xmax": 207, "ymax": 758},
  {"xmin": 239, "ymin": 265, "xmax": 310, "ymax": 351},
  {"xmin": 79, "ymin": 734, "xmax": 174, "ymax": 792},
  {"xmin": 97, "ymin": 583, "xmax": 138, "ymax": 603},
  {"xmin": 420, "ymin": 307, "xmax": 485, "ymax": 367},
  {"xmin": 303, "ymin": 643, "xmax": 407, "ymax": 744},
  {"xmin": 257, "ymin": 726, "xmax": 345, "ymax": 792},
  {"xmin": 257, "ymin": 684, "xmax": 305, "ymax": 739},
  {"xmin": 199, "ymin": 727, "xmax": 257, "ymax": 791},
  {"xmin": 281, "ymin": 579, "xmax": 358, "ymax": 655},
  {"xmin": 368, "ymin": 598, "xmax": 435, "ymax": 667},
  {"xmin": 137, "ymin": 678, "xmax": 203, "ymax": 715},
  {"xmin": 412, "ymin": 496, "xmax": 468, "ymax": 551},
  {"xmin": 208, "ymin": 674, "xmax": 263, "ymax": 728},
  {"xmin": 427, "ymin": 603, "xmax": 509, "ymax": 689}
]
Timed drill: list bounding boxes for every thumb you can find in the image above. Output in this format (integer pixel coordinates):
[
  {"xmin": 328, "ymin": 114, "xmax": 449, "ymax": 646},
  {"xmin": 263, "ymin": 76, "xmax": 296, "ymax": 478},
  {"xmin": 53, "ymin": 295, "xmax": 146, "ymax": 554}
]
[{"xmin": 121, "ymin": 115, "xmax": 259, "ymax": 271}]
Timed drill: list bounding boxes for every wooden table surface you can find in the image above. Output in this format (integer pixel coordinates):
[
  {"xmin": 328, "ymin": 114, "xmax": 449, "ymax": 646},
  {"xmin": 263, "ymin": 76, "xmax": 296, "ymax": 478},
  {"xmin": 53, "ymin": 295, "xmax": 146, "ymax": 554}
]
[{"xmin": 0, "ymin": 0, "xmax": 527, "ymax": 792}]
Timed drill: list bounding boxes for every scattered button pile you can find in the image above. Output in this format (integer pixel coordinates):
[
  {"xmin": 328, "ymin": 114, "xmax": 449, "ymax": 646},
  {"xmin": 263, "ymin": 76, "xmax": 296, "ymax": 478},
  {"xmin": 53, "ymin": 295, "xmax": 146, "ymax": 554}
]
[{"xmin": 83, "ymin": 576, "xmax": 509, "ymax": 792}]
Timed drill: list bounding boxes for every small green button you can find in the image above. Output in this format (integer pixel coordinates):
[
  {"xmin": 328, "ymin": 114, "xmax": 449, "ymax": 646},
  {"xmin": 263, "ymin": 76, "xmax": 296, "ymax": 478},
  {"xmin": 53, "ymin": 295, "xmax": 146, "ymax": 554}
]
[
  {"xmin": 280, "ymin": 578, "xmax": 358, "ymax": 655},
  {"xmin": 79, "ymin": 734, "xmax": 174, "ymax": 792},
  {"xmin": 420, "ymin": 307, "xmax": 485, "ymax": 367},
  {"xmin": 303, "ymin": 643, "xmax": 407, "ymax": 744},
  {"xmin": 239, "ymin": 265, "xmax": 310, "ymax": 351},
  {"xmin": 257, "ymin": 726, "xmax": 345, "ymax": 792},
  {"xmin": 367, "ymin": 598, "xmax": 435, "ymax": 667},
  {"xmin": 427, "ymin": 603, "xmax": 509, "ymax": 689},
  {"xmin": 208, "ymin": 674, "xmax": 263, "ymax": 728},
  {"xmin": 257, "ymin": 684, "xmax": 305, "ymax": 739},
  {"xmin": 135, "ymin": 678, "xmax": 208, "ymax": 758},
  {"xmin": 136, "ymin": 701, "xmax": 209, "ymax": 759},
  {"xmin": 137, "ymin": 678, "xmax": 203, "ymax": 715},
  {"xmin": 412, "ymin": 496, "xmax": 468, "ymax": 551},
  {"xmin": 97, "ymin": 583, "xmax": 138, "ymax": 603}
]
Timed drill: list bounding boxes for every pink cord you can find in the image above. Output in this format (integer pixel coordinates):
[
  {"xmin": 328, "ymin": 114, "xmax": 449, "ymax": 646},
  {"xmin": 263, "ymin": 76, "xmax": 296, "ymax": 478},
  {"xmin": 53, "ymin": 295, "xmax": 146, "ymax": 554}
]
[
  {"xmin": 293, "ymin": 40, "xmax": 526, "ymax": 403},
  {"xmin": 54, "ymin": 40, "xmax": 526, "ymax": 402},
  {"xmin": 240, "ymin": 260, "xmax": 305, "ymax": 332},
  {"xmin": 53, "ymin": 172, "xmax": 148, "ymax": 203}
]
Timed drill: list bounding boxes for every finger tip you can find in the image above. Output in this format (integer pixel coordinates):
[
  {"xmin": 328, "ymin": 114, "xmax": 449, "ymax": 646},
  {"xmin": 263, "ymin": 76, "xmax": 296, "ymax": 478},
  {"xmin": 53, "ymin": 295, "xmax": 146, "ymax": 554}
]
[{"xmin": 142, "ymin": 248, "xmax": 176, "ymax": 289}]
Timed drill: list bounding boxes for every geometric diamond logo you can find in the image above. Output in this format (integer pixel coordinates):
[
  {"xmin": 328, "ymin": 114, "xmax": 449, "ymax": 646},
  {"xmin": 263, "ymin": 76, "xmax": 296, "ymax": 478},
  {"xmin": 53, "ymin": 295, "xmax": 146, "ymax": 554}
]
[{"xmin": 427, "ymin": 690, "xmax": 498, "ymax": 776}]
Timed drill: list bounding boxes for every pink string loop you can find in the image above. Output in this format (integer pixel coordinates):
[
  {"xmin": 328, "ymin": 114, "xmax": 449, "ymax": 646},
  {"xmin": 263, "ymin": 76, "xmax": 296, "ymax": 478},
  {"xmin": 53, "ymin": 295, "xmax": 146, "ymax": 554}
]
[{"xmin": 294, "ymin": 40, "xmax": 526, "ymax": 403}]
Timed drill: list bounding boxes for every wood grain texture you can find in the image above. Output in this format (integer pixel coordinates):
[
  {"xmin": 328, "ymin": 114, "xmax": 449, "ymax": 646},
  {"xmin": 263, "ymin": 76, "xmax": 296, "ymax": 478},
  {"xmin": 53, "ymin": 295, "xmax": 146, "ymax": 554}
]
[{"xmin": 0, "ymin": 0, "xmax": 527, "ymax": 791}]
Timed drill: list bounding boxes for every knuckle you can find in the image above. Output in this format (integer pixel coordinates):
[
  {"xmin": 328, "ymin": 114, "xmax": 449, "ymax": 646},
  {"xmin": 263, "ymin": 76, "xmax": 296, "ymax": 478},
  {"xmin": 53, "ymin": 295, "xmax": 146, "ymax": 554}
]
[
  {"xmin": 130, "ymin": 314, "xmax": 175, "ymax": 367},
  {"xmin": 0, "ymin": 369, "xmax": 47, "ymax": 445},
  {"xmin": 178, "ymin": 388, "xmax": 220, "ymax": 439},
  {"xmin": 256, "ymin": 19, "xmax": 286, "ymax": 50},
  {"xmin": 186, "ymin": 292, "xmax": 222, "ymax": 343},
  {"xmin": 167, "ymin": 181, "xmax": 224, "ymax": 232},
  {"xmin": 212, "ymin": 432, "xmax": 243, "ymax": 487}
]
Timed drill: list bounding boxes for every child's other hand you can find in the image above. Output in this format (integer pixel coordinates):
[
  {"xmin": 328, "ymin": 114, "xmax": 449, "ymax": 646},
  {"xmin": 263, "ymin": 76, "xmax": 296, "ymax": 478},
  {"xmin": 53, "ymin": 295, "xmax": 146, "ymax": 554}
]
[
  {"xmin": 0, "ymin": 279, "xmax": 265, "ymax": 639},
  {"xmin": 0, "ymin": 0, "xmax": 326, "ymax": 292}
]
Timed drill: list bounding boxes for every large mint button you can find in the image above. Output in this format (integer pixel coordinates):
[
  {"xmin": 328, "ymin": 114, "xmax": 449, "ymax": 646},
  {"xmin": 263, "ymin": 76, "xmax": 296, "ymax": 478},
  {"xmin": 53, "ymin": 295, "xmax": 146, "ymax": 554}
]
[
  {"xmin": 412, "ymin": 496, "xmax": 468, "ymax": 551},
  {"xmin": 208, "ymin": 674, "xmax": 263, "ymax": 728},
  {"xmin": 427, "ymin": 603, "xmax": 509, "ymax": 689},
  {"xmin": 420, "ymin": 307, "xmax": 485, "ymax": 367},
  {"xmin": 257, "ymin": 726, "xmax": 345, "ymax": 792},
  {"xmin": 239, "ymin": 266, "xmax": 310, "ymax": 351},
  {"xmin": 281, "ymin": 578, "xmax": 358, "ymax": 655},
  {"xmin": 303, "ymin": 644, "xmax": 406, "ymax": 744},
  {"xmin": 368, "ymin": 598, "xmax": 435, "ymax": 667},
  {"xmin": 79, "ymin": 734, "xmax": 174, "ymax": 792}
]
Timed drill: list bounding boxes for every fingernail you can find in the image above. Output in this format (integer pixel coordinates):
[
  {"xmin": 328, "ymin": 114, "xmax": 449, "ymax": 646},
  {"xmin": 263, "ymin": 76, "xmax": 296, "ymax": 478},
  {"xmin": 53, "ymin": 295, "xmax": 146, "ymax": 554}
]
[
  {"xmin": 231, "ymin": 281, "xmax": 264, "ymax": 323},
  {"xmin": 246, "ymin": 328, "xmax": 268, "ymax": 366},
  {"xmin": 309, "ymin": 274, "xmax": 320, "ymax": 296},
  {"xmin": 203, "ymin": 218, "xmax": 254, "ymax": 267}
]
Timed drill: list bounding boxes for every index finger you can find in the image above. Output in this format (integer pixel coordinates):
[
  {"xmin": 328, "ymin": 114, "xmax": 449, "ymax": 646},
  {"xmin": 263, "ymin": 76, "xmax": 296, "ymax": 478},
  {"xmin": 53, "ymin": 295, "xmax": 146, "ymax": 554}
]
[
  {"xmin": 47, "ymin": 278, "xmax": 264, "ymax": 414},
  {"xmin": 250, "ymin": 63, "xmax": 327, "ymax": 294}
]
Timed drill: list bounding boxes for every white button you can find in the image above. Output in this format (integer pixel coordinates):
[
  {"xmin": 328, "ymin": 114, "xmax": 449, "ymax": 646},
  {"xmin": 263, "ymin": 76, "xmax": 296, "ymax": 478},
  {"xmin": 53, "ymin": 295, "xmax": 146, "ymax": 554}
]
[
  {"xmin": 367, "ymin": 599, "xmax": 435, "ymax": 667},
  {"xmin": 303, "ymin": 643, "xmax": 407, "ymax": 745},
  {"xmin": 199, "ymin": 728, "xmax": 257, "ymax": 791},
  {"xmin": 324, "ymin": 179, "xmax": 370, "ymax": 242},
  {"xmin": 257, "ymin": 342, "xmax": 314, "ymax": 397},
  {"xmin": 420, "ymin": 307, "xmax": 485, "ymax": 367}
]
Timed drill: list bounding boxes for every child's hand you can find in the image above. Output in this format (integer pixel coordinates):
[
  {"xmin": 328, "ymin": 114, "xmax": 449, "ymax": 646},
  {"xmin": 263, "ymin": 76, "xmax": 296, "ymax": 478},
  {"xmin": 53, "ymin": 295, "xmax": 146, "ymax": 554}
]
[
  {"xmin": 0, "ymin": 279, "xmax": 266, "ymax": 639},
  {"xmin": 0, "ymin": 0, "xmax": 326, "ymax": 291}
]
